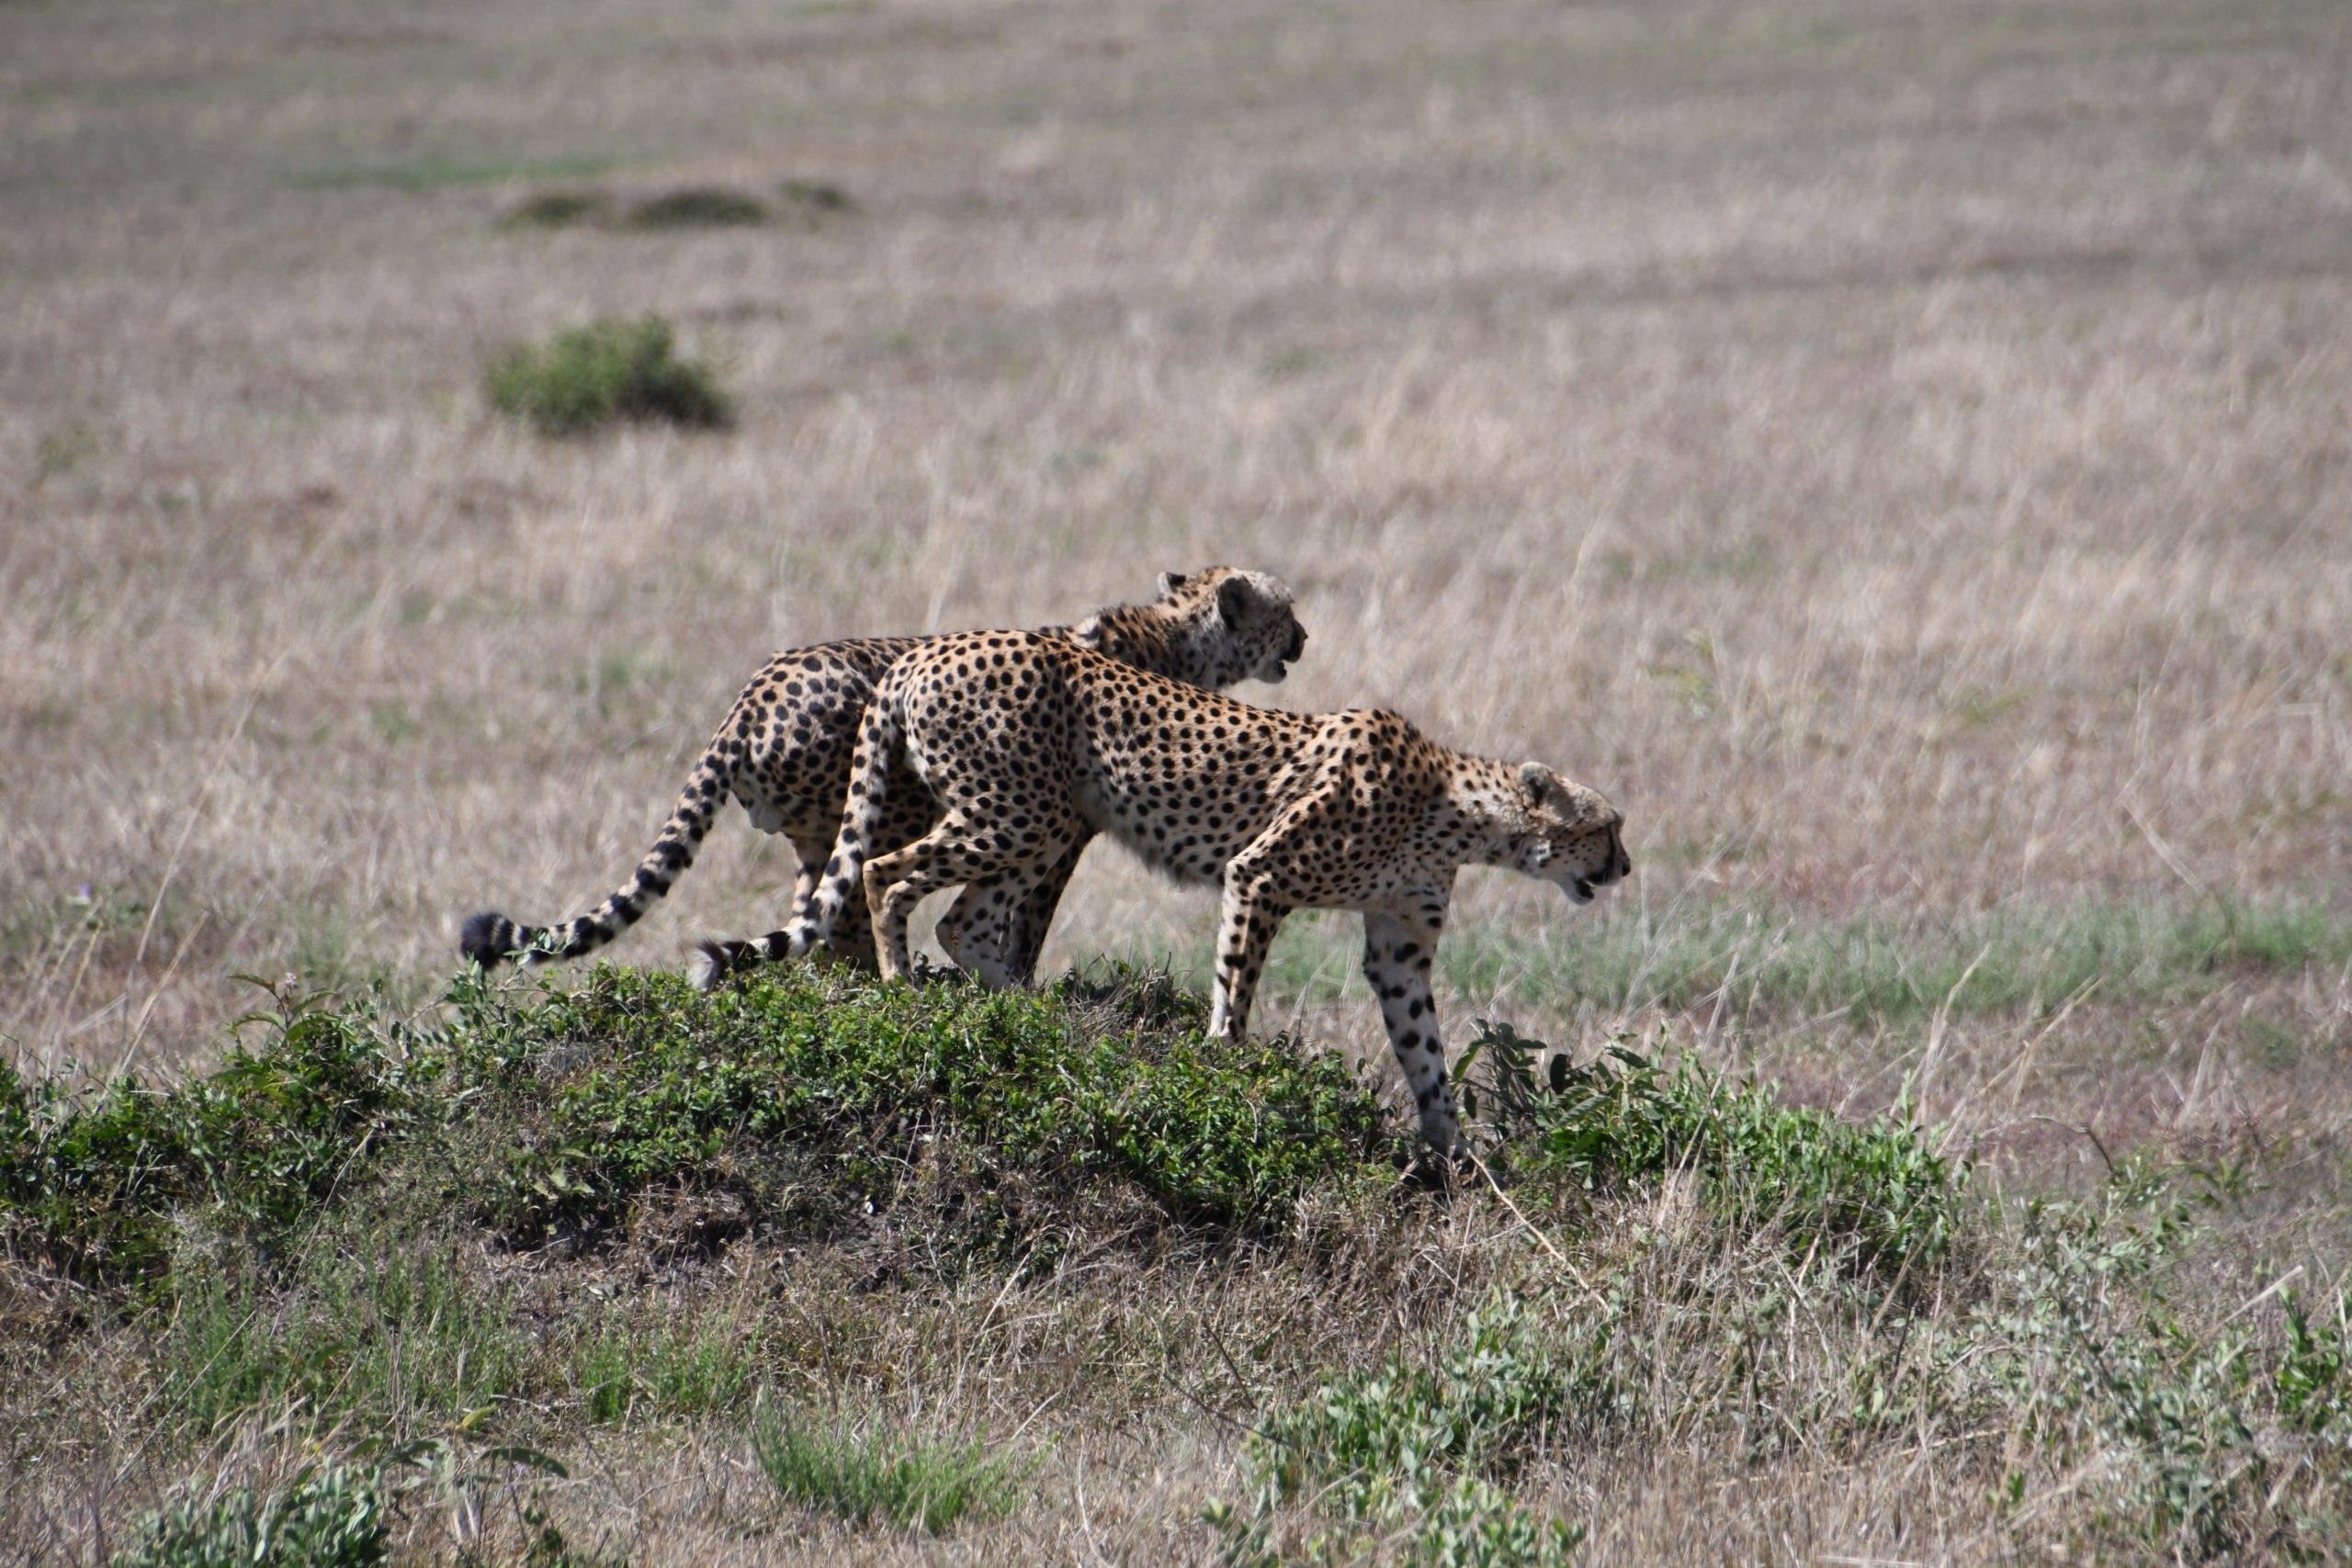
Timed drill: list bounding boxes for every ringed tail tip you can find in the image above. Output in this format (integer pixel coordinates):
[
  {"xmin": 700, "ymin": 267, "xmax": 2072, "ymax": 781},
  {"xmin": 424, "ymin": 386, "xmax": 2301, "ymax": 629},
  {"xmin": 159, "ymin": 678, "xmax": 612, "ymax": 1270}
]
[{"xmin": 459, "ymin": 910, "xmax": 514, "ymax": 970}]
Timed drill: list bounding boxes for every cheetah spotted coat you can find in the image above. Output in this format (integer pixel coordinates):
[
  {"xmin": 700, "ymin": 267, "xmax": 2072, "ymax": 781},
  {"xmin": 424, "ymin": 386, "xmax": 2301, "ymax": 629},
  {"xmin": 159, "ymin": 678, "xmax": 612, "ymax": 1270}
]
[
  {"xmin": 459, "ymin": 569, "xmax": 1307, "ymax": 983},
  {"xmin": 793, "ymin": 633, "xmax": 1630, "ymax": 1152}
]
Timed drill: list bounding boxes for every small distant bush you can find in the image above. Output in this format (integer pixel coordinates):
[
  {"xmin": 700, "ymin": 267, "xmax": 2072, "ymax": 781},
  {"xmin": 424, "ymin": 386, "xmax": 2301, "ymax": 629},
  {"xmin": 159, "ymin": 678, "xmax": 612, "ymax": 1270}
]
[
  {"xmin": 499, "ymin": 189, "xmax": 612, "ymax": 230},
  {"xmin": 109, "ymin": 1461, "xmax": 389, "ymax": 1568},
  {"xmin": 752, "ymin": 1392, "xmax": 1038, "ymax": 1533},
  {"xmin": 622, "ymin": 186, "xmax": 765, "ymax": 229},
  {"xmin": 483, "ymin": 315, "xmax": 732, "ymax": 437}
]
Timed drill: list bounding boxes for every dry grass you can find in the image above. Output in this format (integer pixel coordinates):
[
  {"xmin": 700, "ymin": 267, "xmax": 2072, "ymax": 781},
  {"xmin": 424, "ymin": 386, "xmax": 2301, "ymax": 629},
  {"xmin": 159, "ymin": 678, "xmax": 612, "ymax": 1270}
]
[{"xmin": 5, "ymin": 0, "xmax": 2352, "ymax": 1559}]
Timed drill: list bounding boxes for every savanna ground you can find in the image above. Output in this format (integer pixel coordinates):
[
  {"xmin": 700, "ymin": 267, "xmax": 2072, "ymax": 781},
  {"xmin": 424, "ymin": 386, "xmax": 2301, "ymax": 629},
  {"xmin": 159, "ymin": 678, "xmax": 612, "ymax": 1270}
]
[{"xmin": 4, "ymin": 0, "xmax": 2352, "ymax": 1560}]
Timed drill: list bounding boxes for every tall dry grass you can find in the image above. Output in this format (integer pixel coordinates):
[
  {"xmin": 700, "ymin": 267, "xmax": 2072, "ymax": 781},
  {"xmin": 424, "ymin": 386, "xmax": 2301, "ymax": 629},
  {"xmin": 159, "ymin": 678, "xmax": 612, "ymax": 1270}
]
[{"xmin": 6, "ymin": 0, "xmax": 2349, "ymax": 1089}]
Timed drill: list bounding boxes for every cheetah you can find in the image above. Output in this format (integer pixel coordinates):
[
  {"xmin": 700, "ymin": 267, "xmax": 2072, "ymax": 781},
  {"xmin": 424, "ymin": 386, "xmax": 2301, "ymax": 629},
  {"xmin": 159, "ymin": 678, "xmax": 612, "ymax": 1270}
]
[
  {"xmin": 458, "ymin": 569, "xmax": 1308, "ymax": 984},
  {"xmin": 784, "ymin": 633, "xmax": 1630, "ymax": 1153}
]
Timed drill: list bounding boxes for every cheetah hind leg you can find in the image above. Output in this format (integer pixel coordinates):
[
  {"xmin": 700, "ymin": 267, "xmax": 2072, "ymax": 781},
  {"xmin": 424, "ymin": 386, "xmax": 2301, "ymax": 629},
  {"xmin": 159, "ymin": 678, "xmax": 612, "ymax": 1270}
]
[
  {"xmin": 865, "ymin": 814, "xmax": 1080, "ymax": 987},
  {"xmin": 934, "ymin": 863, "xmax": 1064, "ymax": 988},
  {"xmin": 1000, "ymin": 830, "xmax": 1093, "ymax": 986}
]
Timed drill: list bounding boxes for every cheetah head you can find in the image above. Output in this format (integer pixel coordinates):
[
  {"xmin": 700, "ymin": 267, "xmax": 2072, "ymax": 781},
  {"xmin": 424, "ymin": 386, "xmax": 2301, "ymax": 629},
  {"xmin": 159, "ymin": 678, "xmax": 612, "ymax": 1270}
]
[
  {"xmin": 1509, "ymin": 761, "xmax": 1630, "ymax": 906},
  {"xmin": 1073, "ymin": 566, "xmax": 1308, "ymax": 689},
  {"xmin": 1163, "ymin": 567, "xmax": 1307, "ymax": 685}
]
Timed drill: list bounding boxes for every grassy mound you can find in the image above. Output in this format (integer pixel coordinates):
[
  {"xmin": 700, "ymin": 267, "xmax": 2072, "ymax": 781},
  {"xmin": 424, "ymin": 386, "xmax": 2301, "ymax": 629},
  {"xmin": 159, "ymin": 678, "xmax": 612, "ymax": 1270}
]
[{"xmin": 0, "ymin": 966, "xmax": 1398, "ymax": 1294}]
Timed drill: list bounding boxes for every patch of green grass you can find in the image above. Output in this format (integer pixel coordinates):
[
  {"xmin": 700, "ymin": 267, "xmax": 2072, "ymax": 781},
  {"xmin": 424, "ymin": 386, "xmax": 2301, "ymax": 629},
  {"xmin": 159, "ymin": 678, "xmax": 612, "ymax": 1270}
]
[
  {"xmin": 483, "ymin": 315, "xmax": 731, "ymax": 437},
  {"xmin": 751, "ymin": 1393, "xmax": 1038, "ymax": 1533},
  {"xmin": 621, "ymin": 187, "xmax": 765, "ymax": 229},
  {"xmin": 575, "ymin": 1303, "xmax": 763, "ymax": 1425},
  {"xmin": 155, "ymin": 1228, "xmax": 535, "ymax": 1436},
  {"xmin": 109, "ymin": 1460, "xmax": 389, "ymax": 1568},
  {"xmin": 293, "ymin": 155, "xmax": 615, "ymax": 191},
  {"xmin": 35, "ymin": 420, "xmax": 100, "ymax": 483},
  {"xmin": 1175, "ymin": 895, "xmax": 2352, "ymax": 1024}
]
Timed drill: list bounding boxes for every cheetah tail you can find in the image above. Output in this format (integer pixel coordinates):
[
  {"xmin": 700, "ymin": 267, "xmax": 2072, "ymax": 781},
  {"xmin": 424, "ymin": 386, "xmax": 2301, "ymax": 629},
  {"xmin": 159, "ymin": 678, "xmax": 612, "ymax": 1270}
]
[{"xmin": 457, "ymin": 739, "xmax": 741, "ymax": 972}]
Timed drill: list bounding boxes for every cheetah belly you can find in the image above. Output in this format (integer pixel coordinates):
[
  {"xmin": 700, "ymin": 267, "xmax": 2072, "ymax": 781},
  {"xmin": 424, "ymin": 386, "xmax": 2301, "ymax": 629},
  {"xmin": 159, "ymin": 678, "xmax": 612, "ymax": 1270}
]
[{"xmin": 1073, "ymin": 772, "xmax": 1247, "ymax": 890}]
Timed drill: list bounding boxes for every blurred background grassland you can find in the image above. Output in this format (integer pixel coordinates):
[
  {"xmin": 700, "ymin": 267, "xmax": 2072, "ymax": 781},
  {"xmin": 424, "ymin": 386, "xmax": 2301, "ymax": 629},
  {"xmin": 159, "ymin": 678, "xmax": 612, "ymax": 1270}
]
[{"xmin": 2, "ymin": 0, "xmax": 2351, "ymax": 1553}]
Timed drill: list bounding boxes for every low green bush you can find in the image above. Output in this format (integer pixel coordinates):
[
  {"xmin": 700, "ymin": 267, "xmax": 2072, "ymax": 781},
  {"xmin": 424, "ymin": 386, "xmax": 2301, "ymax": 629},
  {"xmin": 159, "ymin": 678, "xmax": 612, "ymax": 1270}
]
[
  {"xmin": 752, "ymin": 1392, "xmax": 1038, "ymax": 1533},
  {"xmin": 108, "ymin": 1461, "xmax": 388, "ymax": 1568},
  {"xmin": 1211, "ymin": 1295, "xmax": 1589, "ymax": 1567},
  {"xmin": 442, "ymin": 964, "xmax": 1397, "ymax": 1243},
  {"xmin": 499, "ymin": 189, "xmax": 612, "ymax": 229},
  {"xmin": 778, "ymin": 178, "xmax": 854, "ymax": 214},
  {"xmin": 1461, "ymin": 1021, "xmax": 1964, "ymax": 1270},
  {"xmin": 483, "ymin": 315, "xmax": 731, "ymax": 437},
  {"xmin": 0, "ymin": 981, "xmax": 423, "ymax": 1287}
]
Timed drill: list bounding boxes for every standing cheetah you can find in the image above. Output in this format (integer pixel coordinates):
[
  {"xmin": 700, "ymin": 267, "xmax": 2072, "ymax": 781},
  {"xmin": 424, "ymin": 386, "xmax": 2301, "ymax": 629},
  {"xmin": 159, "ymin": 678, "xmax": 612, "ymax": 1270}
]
[
  {"xmin": 458, "ymin": 569, "xmax": 1307, "ymax": 983},
  {"xmin": 786, "ymin": 633, "xmax": 1629, "ymax": 1153}
]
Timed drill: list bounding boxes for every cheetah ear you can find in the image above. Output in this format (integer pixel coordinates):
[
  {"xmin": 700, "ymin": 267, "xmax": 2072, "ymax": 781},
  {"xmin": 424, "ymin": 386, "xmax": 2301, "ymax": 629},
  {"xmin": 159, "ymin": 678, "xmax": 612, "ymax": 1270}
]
[
  {"xmin": 1517, "ymin": 761, "xmax": 1555, "ymax": 807},
  {"xmin": 1216, "ymin": 572, "xmax": 1257, "ymax": 624},
  {"xmin": 1156, "ymin": 571, "xmax": 1189, "ymax": 598},
  {"xmin": 1071, "ymin": 614, "xmax": 1104, "ymax": 650}
]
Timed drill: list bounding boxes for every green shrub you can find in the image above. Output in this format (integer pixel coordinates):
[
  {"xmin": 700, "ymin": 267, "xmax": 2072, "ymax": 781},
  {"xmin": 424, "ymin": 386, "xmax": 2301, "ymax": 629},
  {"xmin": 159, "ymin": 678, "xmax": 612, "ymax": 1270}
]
[
  {"xmin": 1461, "ymin": 1021, "xmax": 1964, "ymax": 1270},
  {"xmin": 0, "ymin": 981, "xmax": 423, "ymax": 1287},
  {"xmin": 621, "ymin": 187, "xmax": 765, "ymax": 229},
  {"xmin": 108, "ymin": 1461, "xmax": 388, "ymax": 1568},
  {"xmin": 483, "ymin": 315, "xmax": 731, "ymax": 437},
  {"xmin": 778, "ymin": 178, "xmax": 854, "ymax": 214},
  {"xmin": 752, "ymin": 1393, "xmax": 1037, "ymax": 1533},
  {"xmin": 1211, "ymin": 1295, "xmax": 1588, "ymax": 1567}
]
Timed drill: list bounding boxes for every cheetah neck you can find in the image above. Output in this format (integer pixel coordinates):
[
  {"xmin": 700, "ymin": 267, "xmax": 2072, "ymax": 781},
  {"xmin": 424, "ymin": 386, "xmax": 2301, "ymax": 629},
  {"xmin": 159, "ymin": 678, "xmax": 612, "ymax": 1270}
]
[
  {"xmin": 1063, "ymin": 603, "xmax": 1225, "ymax": 686},
  {"xmin": 1446, "ymin": 755, "xmax": 1541, "ymax": 865}
]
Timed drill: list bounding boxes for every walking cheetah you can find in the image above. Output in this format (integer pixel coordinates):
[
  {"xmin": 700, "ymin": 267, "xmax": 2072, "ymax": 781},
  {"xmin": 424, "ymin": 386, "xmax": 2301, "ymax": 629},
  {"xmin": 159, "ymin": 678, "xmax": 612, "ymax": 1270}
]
[
  {"xmin": 458, "ymin": 569, "xmax": 1307, "ymax": 983},
  {"xmin": 784, "ymin": 633, "xmax": 1629, "ymax": 1153}
]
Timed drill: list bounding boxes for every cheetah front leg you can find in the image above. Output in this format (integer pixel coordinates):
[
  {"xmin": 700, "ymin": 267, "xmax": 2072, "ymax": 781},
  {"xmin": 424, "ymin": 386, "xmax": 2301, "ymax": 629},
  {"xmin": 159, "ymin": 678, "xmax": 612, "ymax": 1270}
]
[{"xmin": 1361, "ymin": 907, "xmax": 1460, "ymax": 1155}]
